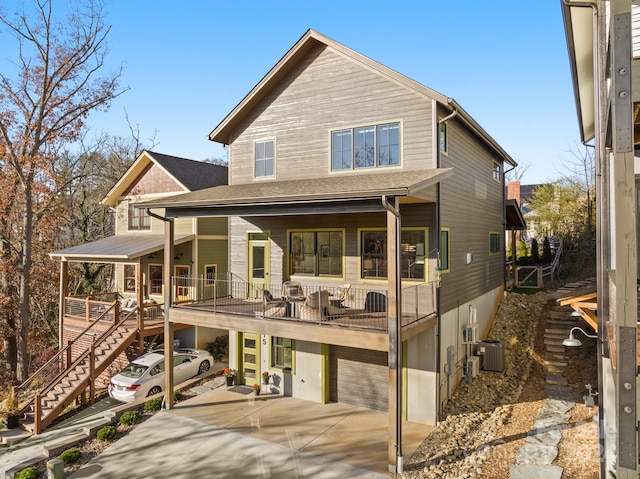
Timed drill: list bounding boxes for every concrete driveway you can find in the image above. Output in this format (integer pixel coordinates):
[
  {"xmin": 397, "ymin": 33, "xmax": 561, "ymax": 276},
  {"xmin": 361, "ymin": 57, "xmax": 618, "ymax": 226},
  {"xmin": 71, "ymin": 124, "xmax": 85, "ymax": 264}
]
[{"xmin": 70, "ymin": 386, "xmax": 432, "ymax": 478}]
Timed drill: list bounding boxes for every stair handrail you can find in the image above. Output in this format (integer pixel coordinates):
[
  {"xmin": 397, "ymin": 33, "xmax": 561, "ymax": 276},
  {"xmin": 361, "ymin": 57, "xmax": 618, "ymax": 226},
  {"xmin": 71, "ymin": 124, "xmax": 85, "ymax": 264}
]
[
  {"xmin": 36, "ymin": 307, "xmax": 137, "ymax": 401},
  {"xmin": 13, "ymin": 300, "xmax": 119, "ymax": 405},
  {"xmin": 30, "ymin": 307, "xmax": 139, "ymax": 433}
]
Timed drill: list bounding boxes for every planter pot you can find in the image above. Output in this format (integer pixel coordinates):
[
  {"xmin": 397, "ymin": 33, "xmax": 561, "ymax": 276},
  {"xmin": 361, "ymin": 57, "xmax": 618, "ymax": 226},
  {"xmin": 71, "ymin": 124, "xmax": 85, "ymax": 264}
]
[
  {"xmin": 225, "ymin": 376, "xmax": 235, "ymax": 387},
  {"xmin": 3, "ymin": 414, "xmax": 19, "ymax": 429},
  {"xmin": 262, "ymin": 377, "xmax": 269, "ymax": 385},
  {"xmin": 254, "ymin": 388, "xmax": 260, "ymax": 396}
]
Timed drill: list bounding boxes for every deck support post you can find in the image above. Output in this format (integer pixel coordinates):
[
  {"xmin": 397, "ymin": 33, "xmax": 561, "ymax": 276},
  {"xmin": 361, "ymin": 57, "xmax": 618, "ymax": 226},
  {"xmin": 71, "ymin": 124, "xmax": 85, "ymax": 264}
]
[
  {"xmin": 164, "ymin": 218, "xmax": 175, "ymax": 410},
  {"xmin": 384, "ymin": 195, "xmax": 402, "ymax": 474},
  {"xmin": 58, "ymin": 260, "xmax": 68, "ymax": 350}
]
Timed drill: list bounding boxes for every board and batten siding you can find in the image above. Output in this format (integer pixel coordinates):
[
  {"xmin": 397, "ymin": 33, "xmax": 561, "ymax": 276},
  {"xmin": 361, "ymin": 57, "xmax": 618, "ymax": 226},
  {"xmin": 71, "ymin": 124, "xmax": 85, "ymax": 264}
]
[
  {"xmin": 227, "ymin": 43, "xmax": 435, "ymax": 186},
  {"xmin": 229, "ymin": 203, "xmax": 436, "ymax": 288},
  {"xmin": 438, "ymin": 113, "xmax": 506, "ymax": 315}
]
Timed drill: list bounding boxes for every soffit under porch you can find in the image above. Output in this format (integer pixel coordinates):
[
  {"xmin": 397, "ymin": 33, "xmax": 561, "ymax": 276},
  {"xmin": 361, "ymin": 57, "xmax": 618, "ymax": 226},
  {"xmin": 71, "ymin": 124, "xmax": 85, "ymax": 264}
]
[{"xmin": 137, "ymin": 168, "xmax": 452, "ymax": 218}]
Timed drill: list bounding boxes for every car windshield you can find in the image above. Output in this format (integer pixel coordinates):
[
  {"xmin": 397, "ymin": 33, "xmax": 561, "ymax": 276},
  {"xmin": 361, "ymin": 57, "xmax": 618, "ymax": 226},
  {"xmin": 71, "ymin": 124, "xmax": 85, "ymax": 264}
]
[{"xmin": 119, "ymin": 363, "xmax": 149, "ymax": 378}]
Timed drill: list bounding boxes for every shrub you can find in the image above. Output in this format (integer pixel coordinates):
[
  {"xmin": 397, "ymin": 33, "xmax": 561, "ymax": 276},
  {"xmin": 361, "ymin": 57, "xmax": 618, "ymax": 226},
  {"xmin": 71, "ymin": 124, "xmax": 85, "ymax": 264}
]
[
  {"xmin": 119, "ymin": 410, "xmax": 141, "ymax": 426},
  {"xmin": 14, "ymin": 466, "xmax": 40, "ymax": 479},
  {"xmin": 206, "ymin": 335, "xmax": 228, "ymax": 361},
  {"xmin": 174, "ymin": 390, "xmax": 183, "ymax": 402},
  {"xmin": 59, "ymin": 447, "xmax": 81, "ymax": 465},
  {"xmin": 96, "ymin": 425, "xmax": 117, "ymax": 441},
  {"xmin": 542, "ymin": 236, "xmax": 553, "ymax": 263},
  {"xmin": 144, "ymin": 397, "xmax": 163, "ymax": 411},
  {"xmin": 530, "ymin": 238, "xmax": 540, "ymax": 264}
]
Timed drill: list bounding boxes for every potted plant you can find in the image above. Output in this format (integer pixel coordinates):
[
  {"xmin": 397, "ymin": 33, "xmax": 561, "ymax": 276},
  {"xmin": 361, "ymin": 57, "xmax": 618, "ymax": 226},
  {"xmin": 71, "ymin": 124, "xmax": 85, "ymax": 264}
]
[
  {"xmin": 252, "ymin": 383, "xmax": 261, "ymax": 395},
  {"xmin": 261, "ymin": 371, "xmax": 271, "ymax": 385},
  {"xmin": 223, "ymin": 367, "xmax": 236, "ymax": 386},
  {"xmin": 2, "ymin": 395, "xmax": 20, "ymax": 429}
]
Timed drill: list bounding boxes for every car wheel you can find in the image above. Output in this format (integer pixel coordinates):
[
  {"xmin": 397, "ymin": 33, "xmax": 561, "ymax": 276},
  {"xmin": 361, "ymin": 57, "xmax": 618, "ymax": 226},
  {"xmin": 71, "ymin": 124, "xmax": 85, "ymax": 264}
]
[
  {"xmin": 198, "ymin": 360, "xmax": 210, "ymax": 375},
  {"xmin": 147, "ymin": 386, "xmax": 162, "ymax": 396}
]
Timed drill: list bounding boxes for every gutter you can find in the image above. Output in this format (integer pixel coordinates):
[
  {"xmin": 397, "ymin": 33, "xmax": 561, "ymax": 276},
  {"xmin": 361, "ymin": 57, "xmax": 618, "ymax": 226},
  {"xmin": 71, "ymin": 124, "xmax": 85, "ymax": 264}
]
[{"xmin": 435, "ymin": 110, "xmax": 457, "ymax": 425}]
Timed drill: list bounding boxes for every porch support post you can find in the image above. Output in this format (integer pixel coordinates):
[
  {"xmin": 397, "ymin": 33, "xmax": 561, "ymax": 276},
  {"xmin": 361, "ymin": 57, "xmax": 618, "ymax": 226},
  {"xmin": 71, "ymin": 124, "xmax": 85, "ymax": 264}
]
[
  {"xmin": 163, "ymin": 218, "xmax": 175, "ymax": 410},
  {"xmin": 384, "ymin": 195, "xmax": 402, "ymax": 474},
  {"xmin": 610, "ymin": 3, "xmax": 637, "ymax": 476},
  {"xmin": 137, "ymin": 257, "xmax": 145, "ymax": 355},
  {"xmin": 58, "ymin": 260, "xmax": 68, "ymax": 350}
]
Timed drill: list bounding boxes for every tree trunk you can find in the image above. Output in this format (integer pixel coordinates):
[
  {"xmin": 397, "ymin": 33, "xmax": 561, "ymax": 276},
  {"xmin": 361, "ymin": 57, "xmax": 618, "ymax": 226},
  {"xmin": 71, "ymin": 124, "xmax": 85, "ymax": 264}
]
[{"xmin": 17, "ymin": 182, "xmax": 33, "ymax": 382}]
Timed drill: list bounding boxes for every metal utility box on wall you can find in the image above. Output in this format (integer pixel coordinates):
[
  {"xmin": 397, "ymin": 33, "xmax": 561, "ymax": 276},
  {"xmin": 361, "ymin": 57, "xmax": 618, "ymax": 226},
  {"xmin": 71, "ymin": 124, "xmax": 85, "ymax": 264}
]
[{"xmin": 477, "ymin": 340, "xmax": 504, "ymax": 372}]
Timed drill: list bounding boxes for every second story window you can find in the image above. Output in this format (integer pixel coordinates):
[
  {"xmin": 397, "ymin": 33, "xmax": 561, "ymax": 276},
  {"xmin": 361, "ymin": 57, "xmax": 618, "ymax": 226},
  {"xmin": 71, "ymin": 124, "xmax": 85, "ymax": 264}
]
[
  {"xmin": 331, "ymin": 122, "xmax": 400, "ymax": 171},
  {"xmin": 255, "ymin": 140, "xmax": 274, "ymax": 178},
  {"xmin": 492, "ymin": 160, "xmax": 501, "ymax": 182},
  {"xmin": 128, "ymin": 203, "xmax": 150, "ymax": 230}
]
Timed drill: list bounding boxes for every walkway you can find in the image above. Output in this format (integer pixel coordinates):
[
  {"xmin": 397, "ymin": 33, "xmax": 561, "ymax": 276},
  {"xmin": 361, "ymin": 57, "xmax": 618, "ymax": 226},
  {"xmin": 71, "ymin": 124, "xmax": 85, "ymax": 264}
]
[{"xmin": 510, "ymin": 301, "xmax": 581, "ymax": 479}]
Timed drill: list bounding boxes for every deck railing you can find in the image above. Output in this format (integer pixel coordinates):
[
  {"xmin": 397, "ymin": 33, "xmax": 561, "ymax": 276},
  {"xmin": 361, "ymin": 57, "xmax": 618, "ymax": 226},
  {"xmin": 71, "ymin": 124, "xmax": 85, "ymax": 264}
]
[{"xmin": 171, "ymin": 277, "xmax": 437, "ymax": 332}]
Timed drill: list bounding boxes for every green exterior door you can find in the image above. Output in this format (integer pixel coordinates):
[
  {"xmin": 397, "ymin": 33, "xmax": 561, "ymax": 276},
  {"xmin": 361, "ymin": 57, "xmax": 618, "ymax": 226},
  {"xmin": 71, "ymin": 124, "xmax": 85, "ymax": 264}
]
[
  {"xmin": 248, "ymin": 238, "xmax": 270, "ymax": 299},
  {"xmin": 241, "ymin": 333, "xmax": 260, "ymax": 386}
]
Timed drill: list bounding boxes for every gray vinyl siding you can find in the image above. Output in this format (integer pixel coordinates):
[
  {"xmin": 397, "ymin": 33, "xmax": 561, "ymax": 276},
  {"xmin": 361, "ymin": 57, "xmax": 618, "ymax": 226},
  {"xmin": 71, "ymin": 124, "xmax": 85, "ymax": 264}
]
[
  {"xmin": 229, "ymin": 203, "xmax": 437, "ymax": 286},
  {"xmin": 438, "ymin": 114, "xmax": 505, "ymax": 314},
  {"xmin": 228, "ymin": 44, "xmax": 434, "ymax": 186}
]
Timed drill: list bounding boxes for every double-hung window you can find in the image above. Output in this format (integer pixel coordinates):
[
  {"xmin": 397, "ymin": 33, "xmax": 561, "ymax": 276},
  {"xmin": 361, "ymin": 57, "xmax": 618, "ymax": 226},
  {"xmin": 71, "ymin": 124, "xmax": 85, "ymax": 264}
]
[
  {"xmin": 128, "ymin": 203, "xmax": 150, "ymax": 230},
  {"xmin": 331, "ymin": 122, "xmax": 400, "ymax": 171},
  {"xmin": 149, "ymin": 265, "xmax": 163, "ymax": 295},
  {"xmin": 124, "ymin": 264, "xmax": 136, "ymax": 292},
  {"xmin": 290, "ymin": 230, "xmax": 343, "ymax": 277},
  {"xmin": 490, "ymin": 232, "xmax": 501, "ymax": 254},
  {"xmin": 271, "ymin": 337, "xmax": 293, "ymax": 371},
  {"xmin": 361, "ymin": 228, "xmax": 427, "ymax": 280},
  {"xmin": 255, "ymin": 140, "xmax": 274, "ymax": 178}
]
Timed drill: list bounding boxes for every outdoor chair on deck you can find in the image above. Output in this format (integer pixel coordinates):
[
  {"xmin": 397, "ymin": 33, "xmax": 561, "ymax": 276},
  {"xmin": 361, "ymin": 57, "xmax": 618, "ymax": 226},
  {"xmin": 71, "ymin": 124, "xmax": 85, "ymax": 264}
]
[
  {"xmin": 262, "ymin": 289, "xmax": 287, "ymax": 318},
  {"xmin": 299, "ymin": 290, "xmax": 347, "ymax": 321},
  {"xmin": 282, "ymin": 281, "xmax": 305, "ymax": 301},
  {"xmin": 330, "ymin": 283, "xmax": 351, "ymax": 308}
]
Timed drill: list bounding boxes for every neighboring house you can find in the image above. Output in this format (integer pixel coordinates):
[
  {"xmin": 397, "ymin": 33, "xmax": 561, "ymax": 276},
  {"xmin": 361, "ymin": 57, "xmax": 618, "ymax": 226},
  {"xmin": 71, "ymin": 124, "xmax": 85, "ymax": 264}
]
[
  {"xmin": 506, "ymin": 181, "xmax": 547, "ymax": 246},
  {"xmin": 562, "ymin": 1, "xmax": 639, "ymax": 477},
  {"xmin": 26, "ymin": 151, "xmax": 229, "ymax": 433},
  {"xmin": 139, "ymin": 30, "xmax": 517, "ymax": 471}
]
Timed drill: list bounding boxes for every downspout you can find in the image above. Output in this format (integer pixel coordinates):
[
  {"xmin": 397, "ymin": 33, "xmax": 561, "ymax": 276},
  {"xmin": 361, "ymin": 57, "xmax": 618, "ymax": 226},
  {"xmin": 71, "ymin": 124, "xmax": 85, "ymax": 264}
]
[
  {"xmin": 146, "ymin": 208, "xmax": 176, "ymax": 410},
  {"xmin": 436, "ymin": 108, "xmax": 457, "ymax": 422},
  {"xmin": 382, "ymin": 194, "xmax": 402, "ymax": 474},
  {"xmin": 561, "ymin": 3, "xmax": 606, "ymax": 479}
]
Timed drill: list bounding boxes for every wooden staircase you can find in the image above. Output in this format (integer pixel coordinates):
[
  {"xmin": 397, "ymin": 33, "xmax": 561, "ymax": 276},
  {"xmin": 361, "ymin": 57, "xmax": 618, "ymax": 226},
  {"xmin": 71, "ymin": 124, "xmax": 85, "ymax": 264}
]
[{"xmin": 13, "ymin": 304, "xmax": 140, "ymax": 435}]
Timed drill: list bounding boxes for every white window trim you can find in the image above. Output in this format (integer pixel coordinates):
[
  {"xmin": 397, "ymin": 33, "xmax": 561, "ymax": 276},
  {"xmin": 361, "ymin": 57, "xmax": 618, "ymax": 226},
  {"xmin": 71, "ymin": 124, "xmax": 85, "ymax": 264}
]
[
  {"xmin": 254, "ymin": 138, "xmax": 276, "ymax": 180},
  {"xmin": 328, "ymin": 120, "xmax": 403, "ymax": 173}
]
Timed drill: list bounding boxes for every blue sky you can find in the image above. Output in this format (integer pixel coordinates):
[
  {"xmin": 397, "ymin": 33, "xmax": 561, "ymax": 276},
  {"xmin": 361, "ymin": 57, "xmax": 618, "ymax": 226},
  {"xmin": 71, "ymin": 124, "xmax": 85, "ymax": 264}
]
[{"xmin": 4, "ymin": 1, "xmax": 579, "ymax": 184}]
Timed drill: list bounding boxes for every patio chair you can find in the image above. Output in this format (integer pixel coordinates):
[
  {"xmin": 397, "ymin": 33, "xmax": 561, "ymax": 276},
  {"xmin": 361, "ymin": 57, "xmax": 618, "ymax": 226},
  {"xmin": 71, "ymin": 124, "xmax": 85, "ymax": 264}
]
[
  {"xmin": 364, "ymin": 291, "xmax": 387, "ymax": 313},
  {"xmin": 330, "ymin": 283, "xmax": 351, "ymax": 308},
  {"xmin": 282, "ymin": 281, "xmax": 305, "ymax": 300},
  {"xmin": 299, "ymin": 290, "xmax": 345, "ymax": 321},
  {"xmin": 263, "ymin": 289, "xmax": 288, "ymax": 318}
]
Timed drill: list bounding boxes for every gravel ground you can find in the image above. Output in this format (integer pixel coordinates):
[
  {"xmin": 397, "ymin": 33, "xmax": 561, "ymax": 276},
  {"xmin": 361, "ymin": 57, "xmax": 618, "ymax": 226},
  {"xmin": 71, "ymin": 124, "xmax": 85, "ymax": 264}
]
[{"xmin": 395, "ymin": 291, "xmax": 599, "ymax": 479}]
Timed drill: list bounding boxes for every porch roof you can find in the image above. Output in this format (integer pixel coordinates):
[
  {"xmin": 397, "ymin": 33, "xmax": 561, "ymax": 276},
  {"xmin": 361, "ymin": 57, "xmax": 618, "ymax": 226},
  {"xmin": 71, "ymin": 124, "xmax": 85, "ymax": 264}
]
[
  {"xmin": 49, "ymin": 234, "xmax": 194, "ymax": 262},
  {"xmin": 137, "ymin": 168, "xmax": 453, "ymax": 217},
  {"xmin": 505, "ymin": 199, "xmax": 526, "ymax": 230}
]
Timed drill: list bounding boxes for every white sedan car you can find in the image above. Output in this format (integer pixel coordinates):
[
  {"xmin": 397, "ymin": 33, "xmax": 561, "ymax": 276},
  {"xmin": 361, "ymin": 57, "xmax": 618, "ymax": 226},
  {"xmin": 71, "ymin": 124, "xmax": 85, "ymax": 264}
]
[{"xmin": 108, "ymin": 348, "xmax": 213, "ymax": 403}]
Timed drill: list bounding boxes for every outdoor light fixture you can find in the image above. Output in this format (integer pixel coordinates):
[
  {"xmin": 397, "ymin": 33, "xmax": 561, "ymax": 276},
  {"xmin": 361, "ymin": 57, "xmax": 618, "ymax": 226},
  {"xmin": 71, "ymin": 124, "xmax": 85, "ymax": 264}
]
[
  {"xmin": 563, "ymin": 326, "xmax": 598, "ymax": 347},
  {"xmin": 571, "ymin": 309, "xmax": 583, "ymax": 317}
]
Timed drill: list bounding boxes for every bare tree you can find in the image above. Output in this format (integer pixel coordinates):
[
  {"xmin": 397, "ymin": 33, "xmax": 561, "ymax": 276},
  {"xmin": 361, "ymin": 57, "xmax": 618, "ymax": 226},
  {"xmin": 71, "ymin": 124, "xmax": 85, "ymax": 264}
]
[
  {"xmin": 0, "ymin": 0, "xmax": 127, "ymax": 381},
  {"xmin": 505, "ymin": 160, "xmax": 530, "ymax": 183}
]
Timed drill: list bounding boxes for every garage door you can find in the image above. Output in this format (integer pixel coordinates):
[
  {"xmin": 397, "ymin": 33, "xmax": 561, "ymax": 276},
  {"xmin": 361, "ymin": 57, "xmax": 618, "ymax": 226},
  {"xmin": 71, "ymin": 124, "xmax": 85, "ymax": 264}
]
[{"xmin": 329, "ymin": 345, "xmax": 388, "ymax": 411}]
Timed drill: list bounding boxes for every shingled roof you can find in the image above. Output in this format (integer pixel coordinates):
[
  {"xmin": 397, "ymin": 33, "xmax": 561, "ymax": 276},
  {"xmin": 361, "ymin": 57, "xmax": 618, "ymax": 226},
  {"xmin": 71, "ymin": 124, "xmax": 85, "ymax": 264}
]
[{"xmin": 146, "ymin": 151, "xmax": 228, "ymax": 191}]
